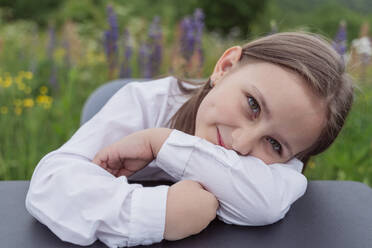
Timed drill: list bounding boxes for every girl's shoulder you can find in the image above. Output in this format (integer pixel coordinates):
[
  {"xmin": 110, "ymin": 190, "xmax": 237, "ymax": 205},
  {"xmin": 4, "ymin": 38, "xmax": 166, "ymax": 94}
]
[
  {"xmin": 123, "ymin": 76, "xmax": 179, "ymax": 96},
  {"xmin": 123, "ymin": 76, "xmax": 200, "ymax": 101}
]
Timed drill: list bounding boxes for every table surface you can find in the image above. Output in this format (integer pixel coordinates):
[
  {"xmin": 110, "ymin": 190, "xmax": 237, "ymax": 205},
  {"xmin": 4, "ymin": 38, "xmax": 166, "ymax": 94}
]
[{"xmin": 1, "ymin": 180, "xmax": 372, "ymax": 248}]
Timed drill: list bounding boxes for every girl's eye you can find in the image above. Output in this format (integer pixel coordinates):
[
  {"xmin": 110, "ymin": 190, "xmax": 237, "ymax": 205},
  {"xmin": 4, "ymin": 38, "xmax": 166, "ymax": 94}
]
[
  {"xmin": 247, "ymin": 96, "xmax": 260, "ymax": 117},
  {"xmin": 266, "ymin": 137, "xmax": 282, "ymax": 155}
]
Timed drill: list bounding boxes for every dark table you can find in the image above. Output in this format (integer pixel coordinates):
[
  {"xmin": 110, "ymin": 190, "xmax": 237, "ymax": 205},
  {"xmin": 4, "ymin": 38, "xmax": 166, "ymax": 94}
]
[{"xmin": 1, "ymin": 180, "xmax": 372, "ymax": 248}]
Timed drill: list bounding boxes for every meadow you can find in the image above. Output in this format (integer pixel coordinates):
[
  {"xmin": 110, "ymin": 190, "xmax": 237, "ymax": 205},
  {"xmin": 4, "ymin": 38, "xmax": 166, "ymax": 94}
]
[{"xmin": 0, "ymin": 9, "xmax": 371, "ymax": 185}]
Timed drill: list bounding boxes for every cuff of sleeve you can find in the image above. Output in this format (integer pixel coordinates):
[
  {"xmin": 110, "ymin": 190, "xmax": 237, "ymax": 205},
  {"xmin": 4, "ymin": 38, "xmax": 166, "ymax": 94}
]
[
  {"xmin": 156, "ymin": 129, "xmax": 201, "ymax": 180},
  {"xmin": 128, "ymin": 185, "xmax": 169, "ymax": 246}
]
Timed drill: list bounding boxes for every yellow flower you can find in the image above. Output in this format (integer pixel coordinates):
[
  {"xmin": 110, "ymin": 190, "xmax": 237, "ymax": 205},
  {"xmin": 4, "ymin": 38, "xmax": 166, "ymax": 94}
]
[
  {"xmin": 36, "ymin": 95, "xmax": 53, "ymax": 109},
  {"xmin": 18, "ymin": 83, "xmax": 26, "ymax": 91},
  {"xmin": 39, "ymin": 86, "xmax": 48, "ymax": 95},
  {"xmin": 36, "ymin": 95, "xmax": 44, "ymax": 104},
  {"xmin": 0, "ymin": 106, "xmax": 8, "ymax": 114},
  {"xmin": 309, "ymin": 161, "xmax": 316, "ymax": 169},
  {"xmin": 23, "ymin": 98, "xmax": 34, "ymax": 108},
  {"xmin": 15, "ymin": 107, "xmax": 22, "ymax": 115},
  {"xmin": 24, "ymin": 71, "xmax": 33, "ymax": 80},
  {"xmin": 15, "ymin": 75, "xmax": 23, "ymax": 85},
  {"xmin": 36, "ymin": 95, "xmax": 46, "ymax": 104},
  {"xmin": 3, "ymin": 76, "xmax": 12, "ymax": 88}
]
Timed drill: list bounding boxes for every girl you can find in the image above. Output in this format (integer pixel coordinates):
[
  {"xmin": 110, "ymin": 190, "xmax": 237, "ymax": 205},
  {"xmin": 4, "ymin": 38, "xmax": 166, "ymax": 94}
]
[{"xmin": 26, "ymin": 32, "xmax": 354, "ymax": 248}]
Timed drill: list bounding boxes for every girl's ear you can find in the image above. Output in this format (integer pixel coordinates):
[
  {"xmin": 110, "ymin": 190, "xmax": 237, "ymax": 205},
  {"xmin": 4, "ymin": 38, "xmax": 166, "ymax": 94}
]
[{"xmin": 210, "ymin": 46, "xmax": 243, "ymax": 84}]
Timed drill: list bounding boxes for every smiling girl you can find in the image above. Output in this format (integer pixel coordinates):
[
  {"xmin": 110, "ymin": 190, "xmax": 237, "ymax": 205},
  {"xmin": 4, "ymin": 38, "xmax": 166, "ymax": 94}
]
[{"xmin": 26, "ymin": 32, "xmax": 354, "ymax": 248}]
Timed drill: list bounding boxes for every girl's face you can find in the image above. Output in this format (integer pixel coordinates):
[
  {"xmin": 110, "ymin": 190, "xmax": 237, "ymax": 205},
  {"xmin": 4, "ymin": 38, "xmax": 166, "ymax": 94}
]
[{"xmin": 194, "ymin": 46, "xmax": 326, "ymax": 164}]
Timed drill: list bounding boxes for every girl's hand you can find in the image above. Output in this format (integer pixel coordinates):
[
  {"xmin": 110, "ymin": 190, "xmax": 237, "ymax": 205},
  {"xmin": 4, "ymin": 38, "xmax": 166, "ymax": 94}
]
[
  {"xmin": 92, "ymin": 129, "xmax": 155, "ymax": 177},
  {"xmin": 164, "ymin": 180, "xmax": 219, "ymax": 240}
]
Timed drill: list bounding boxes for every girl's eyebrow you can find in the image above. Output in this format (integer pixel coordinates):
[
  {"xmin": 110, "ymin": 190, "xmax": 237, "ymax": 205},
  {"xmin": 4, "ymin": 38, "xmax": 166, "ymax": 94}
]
[{"xmin": 250, "ymin": 85, "xmax": 293, "ymax": 157}]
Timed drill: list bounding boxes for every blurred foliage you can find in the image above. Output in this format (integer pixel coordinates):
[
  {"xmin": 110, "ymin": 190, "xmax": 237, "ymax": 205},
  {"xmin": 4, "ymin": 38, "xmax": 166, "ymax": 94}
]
[
  {"xmin": 0, "ymin": 0, "xmax": 63, "ymax": 26},
  {"xmin": 1, "ymin": 0, "xmax": 372, "ymax": 40},
  {"xmin": 0, "ymin": 0, "xmax": 267, "ymax": 38},
  {"xmin": 251, "ymin": 0, "xmax": 372, "ymax": 41},
  {"xmin": 275, "ymin": 0, "xmax": 372, "ymax": 14},
  {"xmin": 185, "ymin": 0, "xmax": 268, "ymax": 38},
  {"xmin": 55, "ymin": 0, "xmax": 106, "ymax": 26},
  {"xmin": 305, "ymin": 82, "xmax": 372, "ymax": 185}
]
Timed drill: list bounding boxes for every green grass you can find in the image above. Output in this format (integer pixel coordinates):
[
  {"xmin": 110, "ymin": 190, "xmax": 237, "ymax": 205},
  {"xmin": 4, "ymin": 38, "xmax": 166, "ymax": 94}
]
[
  {"xmin": 0, "ymin": 21, "xmax": 371, "ymax": 186},
  {"xmin": 0, "ymin": 21, "xmax": 225, "ymax": 180},
  {"xmin": 305, "ymin": 81, "xmax": 372, "ymax": 184}
]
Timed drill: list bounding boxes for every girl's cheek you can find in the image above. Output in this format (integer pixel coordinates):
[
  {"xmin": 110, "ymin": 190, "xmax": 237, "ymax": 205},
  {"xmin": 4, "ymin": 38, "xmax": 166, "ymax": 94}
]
[{"xmin": 221, "ymin": 101, "xmax": 242, "ymax": 121}]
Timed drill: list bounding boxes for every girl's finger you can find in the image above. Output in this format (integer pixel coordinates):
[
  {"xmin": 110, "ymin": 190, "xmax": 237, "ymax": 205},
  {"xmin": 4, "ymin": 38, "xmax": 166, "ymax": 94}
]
[
  {"xmin": 104, "ymin": 151, "xmax": 124, "ymax": 170},
  {"xmin": 117, "ymin": 167, "xmax": 135, "ymax": 177},
  {"xmin": 92, "ymin": 156, "xmax": 102, "ymax": 166},
  {"xmin": 107, "ymin": 156, "xmax": 124, "ymax": 171},
  {"xmin": 95, "ymin": 148, "xmax": 107, "ymax": 162},
  {"xmin": 111, "ymin": 168, "xmax": 120, "ymax": 176}
]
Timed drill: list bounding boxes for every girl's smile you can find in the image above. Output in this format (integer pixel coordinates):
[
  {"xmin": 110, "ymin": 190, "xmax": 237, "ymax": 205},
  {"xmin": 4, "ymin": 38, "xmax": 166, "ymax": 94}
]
[
  {"xmin": 194, "ymin": 46, "xmax": 327, "ymax": 164},
  {"xmin": 217, "ymin": 127, "xmax": 226, "ymax": 148}
]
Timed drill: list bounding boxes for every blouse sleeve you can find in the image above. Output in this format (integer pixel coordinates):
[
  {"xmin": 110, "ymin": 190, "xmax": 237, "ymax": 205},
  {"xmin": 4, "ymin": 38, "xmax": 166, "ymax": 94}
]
[
  {"xmin": 156, "ymin": 129, "xmax": 307, "ymax": 226},
  {"xmin": 25, "ymin": 82, "xmax": 169, "ymax": 248}
]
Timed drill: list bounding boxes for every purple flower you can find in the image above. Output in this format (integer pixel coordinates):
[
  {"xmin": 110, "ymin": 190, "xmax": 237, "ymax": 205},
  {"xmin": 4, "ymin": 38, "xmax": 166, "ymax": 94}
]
[
  {"xmin": 103, "ymin": 4, "xmax": 119, "ymax": 79},
  {"xmin": 333, "ymin": 21, "xmax": 347, "ymax": 56},
  {"xmin": 193, "ymin": 9, "xmax": 204, "ymax": 44},
  {"xmin": 137, "ymin": 16, "xmax": 163, "ymax": 78},
  {"xmin": 179, "ymin": 9, "xmax": 205, "ymax": 68},
  {"xmin": 193, "ymin": 9, "xmax": 205, "ymax": 69},
  {"xmin": 180, "ymin": 17, "xmax": 195, "ymax": 61},
  {"xmin": 47, "ymin": 24, "xmax": 56, "ymax": 60},
  {"xmin": 29, "ymin": 26, "xmax": 39, "ymax": 74},
  {"xmin": 49, "ymin": 64, "xmax": 58, "ymax": 90},
  {"xmin": 47, "ymin": 23, "xmax": 58, "ymax": 90},
  {"xmin": 119, "ymin": 29, "xmax": 132, "ymax": 78},
  {"xmin": 138, "ymin": 42, "xmax": 151, "ymax": 78},
  {"xmin": 148, "ymin": 16, "xmax": 163, "ymax": 77}
]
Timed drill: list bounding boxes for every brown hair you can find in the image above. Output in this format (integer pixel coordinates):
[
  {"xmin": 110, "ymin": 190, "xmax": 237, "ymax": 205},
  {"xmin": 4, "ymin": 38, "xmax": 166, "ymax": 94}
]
[{"xmin": 168, "ymin": 32, "xmax": 354, "ymax": 173}]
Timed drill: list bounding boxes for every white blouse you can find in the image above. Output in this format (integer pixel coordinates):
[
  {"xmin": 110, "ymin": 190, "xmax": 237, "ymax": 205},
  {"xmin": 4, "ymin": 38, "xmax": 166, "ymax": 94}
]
[{"xmin": 25, "ymin": 76, "xmax": 307, "ymax": 248}]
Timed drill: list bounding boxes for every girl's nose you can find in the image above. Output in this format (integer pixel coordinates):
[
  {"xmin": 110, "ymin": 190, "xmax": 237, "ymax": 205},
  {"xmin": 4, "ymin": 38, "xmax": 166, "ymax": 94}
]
[{"xmin": 231, "ymin": 128, "xmax": 259, "ymax": 156}]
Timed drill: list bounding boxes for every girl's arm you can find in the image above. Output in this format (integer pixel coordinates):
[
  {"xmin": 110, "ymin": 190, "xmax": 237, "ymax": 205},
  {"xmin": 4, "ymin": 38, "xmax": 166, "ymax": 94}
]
[
  {"xmin": 26, "ymin": 81, "xmax": 179, "ymax": 247},
  {"xmin": 26, "ymin": 151, "xmax": 169, "ymax": 247},
  {"xmin": 95, "ymin": 127, "xmax": 307, "ymax": 226},
  {"xmin": 92, "ymin": 128, "xmax": 219, "ymax": 240},
  {"xmin": 154, "ymin": 129, "xmax": 307, "ymax": 226}
]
